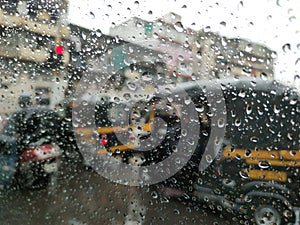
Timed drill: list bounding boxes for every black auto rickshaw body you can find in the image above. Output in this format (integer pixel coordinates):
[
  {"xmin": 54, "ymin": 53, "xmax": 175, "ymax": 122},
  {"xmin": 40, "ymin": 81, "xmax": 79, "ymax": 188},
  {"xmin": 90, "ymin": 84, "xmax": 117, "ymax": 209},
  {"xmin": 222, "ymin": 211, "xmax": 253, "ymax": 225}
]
[
  {"xmin": 157, "ymin": 78, "xmax": 299, "ymax": 225},
  {"xmin": 75, "ymin": 77, "xmax": 299, "ymax": 224}
]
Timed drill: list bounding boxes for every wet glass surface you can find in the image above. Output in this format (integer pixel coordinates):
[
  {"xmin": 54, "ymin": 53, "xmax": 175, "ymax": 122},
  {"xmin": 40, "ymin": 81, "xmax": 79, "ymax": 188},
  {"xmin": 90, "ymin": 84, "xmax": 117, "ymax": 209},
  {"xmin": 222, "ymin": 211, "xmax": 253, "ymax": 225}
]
[{"xmin": 0, "ymin": 1, "xmax": 299, "ymax": 225}]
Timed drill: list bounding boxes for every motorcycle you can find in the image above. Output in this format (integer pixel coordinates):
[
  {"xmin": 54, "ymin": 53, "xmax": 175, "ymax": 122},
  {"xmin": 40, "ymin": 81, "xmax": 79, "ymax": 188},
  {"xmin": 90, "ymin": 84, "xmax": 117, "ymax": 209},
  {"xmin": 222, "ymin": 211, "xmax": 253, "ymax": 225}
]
[{"xmin": 15, "ymin": 138, "xmax": 62, "ymax": 190}]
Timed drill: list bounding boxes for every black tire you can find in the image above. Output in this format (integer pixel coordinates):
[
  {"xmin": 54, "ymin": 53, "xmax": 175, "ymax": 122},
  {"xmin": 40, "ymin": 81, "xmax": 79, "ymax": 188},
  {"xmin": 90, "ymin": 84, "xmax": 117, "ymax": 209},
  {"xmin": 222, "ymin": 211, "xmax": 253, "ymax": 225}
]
[
  {"xmin": 248, "ymin": 198, "xmax": 295, "ymax": 225},
  {"xmin": 254, "ymin": 204, "xmax": 281, "ymax": 225},
  {"xmin": 16, "ymin": 163, "xmax": 50, "ymax": 190},
  {"xmin": 16, "ymin": 173, "xmax": 50, "ymax": 190}
]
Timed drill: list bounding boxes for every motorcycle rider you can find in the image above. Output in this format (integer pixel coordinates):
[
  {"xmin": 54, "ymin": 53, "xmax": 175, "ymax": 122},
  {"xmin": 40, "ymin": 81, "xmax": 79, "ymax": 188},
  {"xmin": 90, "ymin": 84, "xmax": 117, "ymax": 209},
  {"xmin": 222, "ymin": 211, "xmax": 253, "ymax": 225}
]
[
  {"xmin": 18, "ymin": 95, "xmax": 63, "ymax": 150},
  {"xmin": 14, "ymin": 95, "xmax": 65, "ymax": 189},
  {"xmin": 2, "ymin": 94, "xmax": 63, "ymax": 163},
  {"xmin": 3, "ymin": 93, "xmax": 33, "ymax": 137}
]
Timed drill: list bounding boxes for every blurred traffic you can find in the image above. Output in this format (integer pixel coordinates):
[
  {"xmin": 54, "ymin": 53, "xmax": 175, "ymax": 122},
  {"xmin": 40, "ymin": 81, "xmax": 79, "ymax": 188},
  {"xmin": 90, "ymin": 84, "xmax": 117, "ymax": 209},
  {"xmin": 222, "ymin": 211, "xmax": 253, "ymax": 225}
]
[{"xmin": 0, "ymin": 1, "xmax": 299, "ymax": 225}]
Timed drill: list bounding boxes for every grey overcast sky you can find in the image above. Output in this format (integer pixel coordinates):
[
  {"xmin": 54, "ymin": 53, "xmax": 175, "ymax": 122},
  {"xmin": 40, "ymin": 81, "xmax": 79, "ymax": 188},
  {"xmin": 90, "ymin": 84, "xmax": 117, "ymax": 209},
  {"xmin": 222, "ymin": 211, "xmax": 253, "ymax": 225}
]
[{"xmin": 68, "ymin": 0, "xmax": 300, "ymax": 89}]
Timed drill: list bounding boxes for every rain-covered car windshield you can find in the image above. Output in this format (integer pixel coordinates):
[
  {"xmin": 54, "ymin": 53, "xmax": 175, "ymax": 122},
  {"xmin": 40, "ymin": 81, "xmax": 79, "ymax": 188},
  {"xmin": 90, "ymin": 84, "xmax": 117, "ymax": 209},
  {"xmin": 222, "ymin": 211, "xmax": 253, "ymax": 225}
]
[{"xmin": 0, "ymin": 1, "xmax": 299, "ymax": 225}]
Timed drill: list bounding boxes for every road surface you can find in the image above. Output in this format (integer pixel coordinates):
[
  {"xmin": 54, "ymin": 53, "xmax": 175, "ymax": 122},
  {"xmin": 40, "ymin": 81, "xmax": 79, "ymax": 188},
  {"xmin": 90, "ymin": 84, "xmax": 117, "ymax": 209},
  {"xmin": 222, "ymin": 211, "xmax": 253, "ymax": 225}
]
[{"xmin": 0, "ymin": 160, "xmax": 239, "ymax": 225}]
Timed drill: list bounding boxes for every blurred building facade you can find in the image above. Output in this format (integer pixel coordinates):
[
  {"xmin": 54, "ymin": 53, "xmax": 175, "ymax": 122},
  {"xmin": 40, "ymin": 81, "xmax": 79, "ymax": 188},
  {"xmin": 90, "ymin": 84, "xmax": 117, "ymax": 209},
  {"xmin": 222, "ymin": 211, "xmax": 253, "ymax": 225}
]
[
  {"xmin": 0, "ymin": 0, "xmax": 70, "ymax": 129},
  {"xmin": 67, "ymin": 24, "xmax": 166, "ymax": 100},
  {"xmin": 0, "ymin": 0, "xmax": 70, "ymax": 116},
  {"xmin": 109, "ymin": 12, "xmax": 275, "ymax": 81},
  {"xmin": 0, "ymin": 6, "xmax": 276, "ymax": 130}
]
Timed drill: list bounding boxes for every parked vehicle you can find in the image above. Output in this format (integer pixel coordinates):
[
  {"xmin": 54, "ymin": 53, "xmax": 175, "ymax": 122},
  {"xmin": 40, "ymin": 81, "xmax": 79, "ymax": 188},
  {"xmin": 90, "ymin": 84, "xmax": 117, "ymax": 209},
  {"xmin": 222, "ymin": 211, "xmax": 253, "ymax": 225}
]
[
  {"xmin": 87, "ymin": 77, "xmax": 299, "ymax": 225},
  {"xmin": 15, "ymin": 139, "xmax": 62, "ymax": 190},
  {"xmin": 1, "ymin": 95, "xmax": 65, "ymax": 190},
  {"xmin": 158, "ymin": 78, "xmax": 299, "ymax": 225}
]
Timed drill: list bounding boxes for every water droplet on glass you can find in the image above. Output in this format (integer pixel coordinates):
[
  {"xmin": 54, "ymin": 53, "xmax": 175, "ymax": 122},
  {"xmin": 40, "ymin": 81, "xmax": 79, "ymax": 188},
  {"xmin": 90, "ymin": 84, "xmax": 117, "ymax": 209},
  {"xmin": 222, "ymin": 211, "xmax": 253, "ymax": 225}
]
[
  {"xmin": 289, "ymin": 16, "xmax": 296, "ymax": 22},
  {"xmin": 184, "ymin": 96, "xmax": 191, "ymax": 105},
  {"xmin": 205, "ymin": 154, "xmax": 213, "ymax": 163},
  {"xmin": 289, "ymin": 98, "xmax": 297, "ymax": 105},
  {"xmin": 235, "ymin": 118, "xmax": 241, "ymax": 127},
  {"xmin": 284, "ymin": 209, "xmax": 293, "ymax": 218},
  {"xmin": 151, "ymin": 191, "xmax": 158, "ymax": 199},
  {"xmin": 173, "ymin": 209, "xmax": 180, "ymax": 214},
  {"xmin": 196, "ymin": 51, "xmax": 202, "ymax": 60},
  {"xmin": 258, "ymin": 160, "xmax": 270, "ymax": 169},
  {"xmin": 195, "ymin": 105, "xmax": 205, "ymax": 112},
  {"xmin": 244, "ymin": 195, "xmax": 252, "ymax": 203},
  {"xmin": 95, "ymin": 29, "xmax": 102, "ymax": 37},
  {"xmin": 175, "ymin": 158, "xmax": 182, "ymax": 165},
  {"xmin": 245, "ymin": 149, "xmax": 252, "ymax": 157},
  {"xmin": 246, "ymin": 104, "xmax": 252, "ymax": 115},
  {"xmin": 204, "ymin": 26, "xmax": 211, "ymax": 32},
  {"xmin": 124, "ymin": 106, "xmax": 130, "ymax": 112},
  {"xmin": 153, "ymin": 32, "xmax": 159, "ymax": 38},
  {"xmin": 273, "ymin": 104, "xmax": 280, "ymax": 114},
  {"xmin": 288, "ymin": 151, "xmax": 296, "ymax": 158},
  {"xmin": 271, "ymin": 51, "xmax": 277, "ymax": 59},
  {"xmin": 127, "ymin": 81, "xmax": 137, "ymax": 91},
  {"xmin": 217, "ymin": 118, "xmax": 225, "ymax": 128},
  {"xmin": 181, "ymin": 129, "xmax": 187, "ymax": 137},
  {"xmin": 276, "ymin": 0, "xmax": 283, "ymax": 6},
  {"xmin": 113, "ymin": 97, "xmax": 120, "ymax": 103},
  {"xmin": 239, "ymin": 170, "xmax": 249, "ymax": 179},
  {"xmin": 177, "ymin": 55, "xmax": 184, "ymax": 61},
  {"xmin": 167, "ymin": 97, "xmax": 173, "ymax": 102},
  {"xmin": 250, "ymin": 136, "xmax": 258, "ymax": 143},
  {"xmin": 187, "ymin": 138, "xmax": 195, "ymax": 145},
  {"xmin": 238, "ymin": 91, "xmax": 246, "ymax": 98},
  {"xmin": 217, "ymin": 205, "xmax": 223, "ymax": 211},
  {"xmin": 250, "ymin": 81, "xmax": 257, "ymax": 87},
  {"xmin": 235, "ymin": 154, "xmax": 242, "ymax": 160},
  {"xmin": 220, "ymin": 21, "xmax": 226, "ymax": 26},
  {"xmin": 90, "ymin": 11, "xmax": 95, "ymax": 19},
  {"xmin": 260, "ymin": 72, "xmax": 268, "ymax": 81},
  {"xmin": 245, "ymin": 44, "xmax": 253, "ymax": 53},
  {"xmin": 174, "ymin": 21, "xmax": 184, "ymax": 32},
  {"xmin": 282, "ymin": 43, "xmax": 291, "ymax": 53}
]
